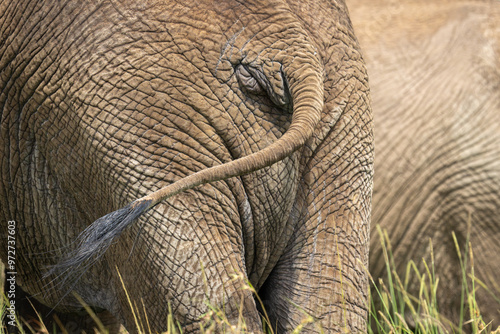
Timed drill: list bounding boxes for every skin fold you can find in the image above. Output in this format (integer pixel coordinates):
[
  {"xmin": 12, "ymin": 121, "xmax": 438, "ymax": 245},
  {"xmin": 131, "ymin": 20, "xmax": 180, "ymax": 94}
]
[
  {"xmin": 347, "ymin": 0, "xmax": 500, "ymax": 330},
  {"xmin": 0, "ymin": 0, "xmax": 373, "ymax": 332}
]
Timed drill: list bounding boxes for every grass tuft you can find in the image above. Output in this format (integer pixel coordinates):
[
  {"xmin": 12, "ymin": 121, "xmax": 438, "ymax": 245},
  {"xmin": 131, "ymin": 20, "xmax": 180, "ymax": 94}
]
[{"xmin": 368, "ymin": 223, "xmax": 500, "ymax": 334}]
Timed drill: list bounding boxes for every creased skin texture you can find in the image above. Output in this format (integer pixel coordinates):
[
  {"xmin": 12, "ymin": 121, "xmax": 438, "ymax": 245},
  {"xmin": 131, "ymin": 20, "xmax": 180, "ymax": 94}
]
[
  {"xmin": 348, "ymin": 0, "xmax": 500, "ymax": 330},
  {"xmin": 0, "ymin": 0, "xmax": 373, "ymax": 332}
]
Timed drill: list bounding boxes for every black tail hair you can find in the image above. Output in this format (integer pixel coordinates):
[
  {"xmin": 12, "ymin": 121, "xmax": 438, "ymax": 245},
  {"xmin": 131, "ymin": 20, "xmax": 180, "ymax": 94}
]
[{"xmin": 46, "ymin": 199, "xmax": 152, "ymax": 284}]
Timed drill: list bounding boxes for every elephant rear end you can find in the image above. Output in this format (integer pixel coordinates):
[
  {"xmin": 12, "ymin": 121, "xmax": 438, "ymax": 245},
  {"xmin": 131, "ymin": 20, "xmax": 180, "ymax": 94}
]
[{"xmin": 0, "ymin": 0, "xmax": 374, "ymax": 332}]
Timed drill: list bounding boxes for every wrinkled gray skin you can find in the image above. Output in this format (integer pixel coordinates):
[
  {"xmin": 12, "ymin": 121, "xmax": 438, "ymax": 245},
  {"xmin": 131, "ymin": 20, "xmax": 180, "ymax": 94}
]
[
  {"xmin": 0, "ymin": 0, "xmax": 373, "ymax": 332},
  {"xmin": 348, "ymin": 0, "xmax": 500, "ymax": 330}
]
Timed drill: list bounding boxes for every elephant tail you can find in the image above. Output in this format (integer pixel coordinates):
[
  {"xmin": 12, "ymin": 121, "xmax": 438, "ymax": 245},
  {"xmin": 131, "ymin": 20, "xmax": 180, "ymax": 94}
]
[{"xmin": 47, "ymin": 57, "xmax": 324, "ymax": 284}]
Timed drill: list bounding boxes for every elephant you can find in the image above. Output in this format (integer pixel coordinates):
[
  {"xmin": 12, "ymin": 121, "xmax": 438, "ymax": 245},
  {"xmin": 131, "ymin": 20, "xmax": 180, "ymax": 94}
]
[
  {"xmin": 0, "ymin": 0, "xmax": 374, "ymax": 332},
  {"xmin": 347, "ymin": 0, "xmax": 500, "ymax": 330}
]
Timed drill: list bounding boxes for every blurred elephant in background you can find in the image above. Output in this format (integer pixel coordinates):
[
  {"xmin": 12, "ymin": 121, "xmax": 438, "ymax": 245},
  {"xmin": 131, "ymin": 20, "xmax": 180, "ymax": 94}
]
[
  {"xmin": 348, "ymin": 0, "xmax": 500, "ymax": 330},
  {"xmin": 0, "ymin": 0, "xmax": 373, "ymax": 332}
]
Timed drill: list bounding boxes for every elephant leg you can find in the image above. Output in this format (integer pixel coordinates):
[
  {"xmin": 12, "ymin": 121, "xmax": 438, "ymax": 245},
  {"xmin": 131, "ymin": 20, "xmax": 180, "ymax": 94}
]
[
  {"xmin": 47, "ymin": 310, "xmax": 121, "ymax": 333},
  {"xmin": 260, "ymin": 216, "xmax": 368, "ymax": 333},
  {"xmin": 108, "ymin": 196, "xmax": 263, "ymax": 333},
  {"xmin": 259, "ymin": 116, "xmax": 372, "ymax": 332},
  {"xmin": 10, "ymin": 284, "xmax": 120, "ymax": 333},
  {"xmin": 259, "ymin": 199, "xmax": 370, "ymax": 332}
]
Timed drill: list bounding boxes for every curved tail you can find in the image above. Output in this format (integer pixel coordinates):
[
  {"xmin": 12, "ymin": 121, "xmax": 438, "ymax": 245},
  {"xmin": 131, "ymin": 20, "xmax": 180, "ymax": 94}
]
[{"xmin": 48, "ymin": 57, "xmax": 324, "ymax": 283}]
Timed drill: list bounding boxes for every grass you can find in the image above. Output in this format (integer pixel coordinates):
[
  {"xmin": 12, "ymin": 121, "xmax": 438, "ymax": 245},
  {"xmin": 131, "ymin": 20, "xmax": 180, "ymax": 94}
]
[
  {"xmin": 1, "ymin": 228, "xmax": 499, "ymax": 334},
  {"xmin": 367, "ymin": 225, "xmax": 500, "ymax": 334}
]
